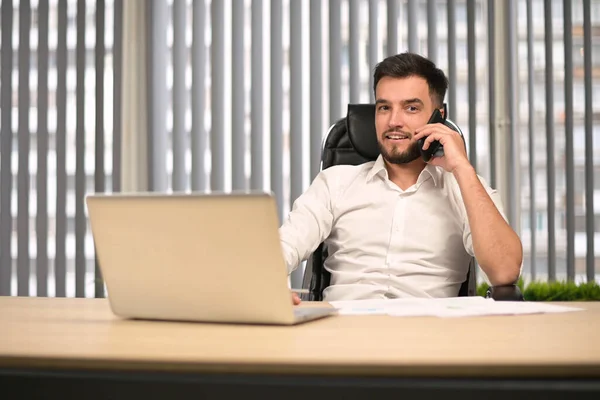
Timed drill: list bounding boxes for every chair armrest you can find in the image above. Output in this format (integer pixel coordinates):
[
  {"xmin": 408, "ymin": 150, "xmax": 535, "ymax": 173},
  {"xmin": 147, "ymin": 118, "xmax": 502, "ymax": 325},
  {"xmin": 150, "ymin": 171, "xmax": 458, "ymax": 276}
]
[{"xmin": 485, "ymin": 284, "xmax": 524, "ymax": 301}]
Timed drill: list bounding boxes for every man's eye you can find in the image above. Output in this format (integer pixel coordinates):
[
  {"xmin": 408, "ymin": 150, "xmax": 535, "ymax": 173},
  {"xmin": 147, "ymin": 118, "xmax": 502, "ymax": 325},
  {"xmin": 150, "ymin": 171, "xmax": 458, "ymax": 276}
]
[
  {"xmin": 377, "ymin": 105, "xmax": 389, "ymax": 112},
  {"xmin": 407, "ymin": 106, "xmax": 419, "ymax": 112}
]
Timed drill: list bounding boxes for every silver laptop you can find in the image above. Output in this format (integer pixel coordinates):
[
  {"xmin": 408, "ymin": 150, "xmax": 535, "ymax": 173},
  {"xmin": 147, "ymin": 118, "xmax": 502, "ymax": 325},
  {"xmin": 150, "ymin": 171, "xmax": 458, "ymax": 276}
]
[{"xmin": 86, "ymin": 192, "xmax": 336, "ymax": 325}]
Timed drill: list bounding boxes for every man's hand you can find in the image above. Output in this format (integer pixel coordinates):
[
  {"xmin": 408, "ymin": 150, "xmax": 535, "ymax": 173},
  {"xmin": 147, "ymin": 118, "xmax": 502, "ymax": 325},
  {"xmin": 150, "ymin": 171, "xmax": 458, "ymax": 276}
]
[
  {"xmin": 291, "ymin": 292, "xmax": 301, "ymax": 305},
  {"xmin": 413, "ymin": 123, "xmax": 471, "ymax": 173}
]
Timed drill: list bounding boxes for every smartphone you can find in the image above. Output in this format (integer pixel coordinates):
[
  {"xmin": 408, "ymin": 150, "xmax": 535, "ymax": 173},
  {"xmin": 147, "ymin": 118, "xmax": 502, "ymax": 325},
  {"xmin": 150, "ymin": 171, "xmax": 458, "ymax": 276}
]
[{"xmin": 418, "ymin": 108, "xmax": 446, "ymax": 162}]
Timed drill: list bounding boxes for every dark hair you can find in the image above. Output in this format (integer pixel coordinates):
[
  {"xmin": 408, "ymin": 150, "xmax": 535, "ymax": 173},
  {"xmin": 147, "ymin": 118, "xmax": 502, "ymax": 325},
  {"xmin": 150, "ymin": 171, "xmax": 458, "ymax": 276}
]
[{"xmin": 373, "ymin": 52, "xmax": 448, "ymax": 107}]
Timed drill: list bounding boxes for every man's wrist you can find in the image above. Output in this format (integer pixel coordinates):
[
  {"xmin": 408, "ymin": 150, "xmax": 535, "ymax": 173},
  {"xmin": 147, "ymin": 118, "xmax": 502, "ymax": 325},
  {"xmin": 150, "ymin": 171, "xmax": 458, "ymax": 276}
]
[{"xmin": 451, "ymin": 162, "xmax": 476, "ymax": 179}]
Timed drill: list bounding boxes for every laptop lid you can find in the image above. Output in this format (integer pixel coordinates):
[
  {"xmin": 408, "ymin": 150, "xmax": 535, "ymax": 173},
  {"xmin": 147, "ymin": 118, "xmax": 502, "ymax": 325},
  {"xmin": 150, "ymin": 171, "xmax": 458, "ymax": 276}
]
[{"xmin": 86, "ymin": 192, "xmax": 300, "ymax": 325}]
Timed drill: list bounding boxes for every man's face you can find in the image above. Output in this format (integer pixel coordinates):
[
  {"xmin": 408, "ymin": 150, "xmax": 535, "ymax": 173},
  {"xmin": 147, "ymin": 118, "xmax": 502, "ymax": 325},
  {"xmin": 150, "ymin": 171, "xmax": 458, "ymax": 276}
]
[{"xmin": 374, "ymin": 76, "xmax": 437, "ymax": 165}]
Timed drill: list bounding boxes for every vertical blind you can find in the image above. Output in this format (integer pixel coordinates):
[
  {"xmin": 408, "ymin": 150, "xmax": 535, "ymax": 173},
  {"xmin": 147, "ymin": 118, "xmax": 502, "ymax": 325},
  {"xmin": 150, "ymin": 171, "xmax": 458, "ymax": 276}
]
[
  {"xmin": 0, "ymin": 0, "xmax": 122, "ymax": 297},
  {"xmin": 0, "ymin": 0, "xmax": 597, "ymax": 297}
]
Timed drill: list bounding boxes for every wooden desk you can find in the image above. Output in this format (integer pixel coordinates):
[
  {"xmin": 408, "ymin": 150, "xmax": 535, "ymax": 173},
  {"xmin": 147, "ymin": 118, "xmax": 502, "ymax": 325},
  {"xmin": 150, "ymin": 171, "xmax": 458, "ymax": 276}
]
[{"xmin": 1, "ymin": 296, "xmax": 599, "ymax": 399}]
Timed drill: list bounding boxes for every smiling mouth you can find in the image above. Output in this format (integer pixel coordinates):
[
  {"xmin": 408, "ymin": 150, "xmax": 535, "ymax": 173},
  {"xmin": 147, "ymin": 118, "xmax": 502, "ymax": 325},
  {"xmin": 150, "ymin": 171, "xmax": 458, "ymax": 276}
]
[{"xmin": 385, "ymin": 133, "xmax": 410, "ymax": 141}]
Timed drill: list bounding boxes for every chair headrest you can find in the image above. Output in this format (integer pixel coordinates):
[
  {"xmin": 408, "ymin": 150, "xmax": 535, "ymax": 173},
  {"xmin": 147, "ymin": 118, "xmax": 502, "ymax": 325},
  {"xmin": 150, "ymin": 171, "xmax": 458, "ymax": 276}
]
[
  {"xmin": 346, "ymin": 104, "xmax": 379, "ymax": 160},
  {"xmin": 345, "ymin": 103, "xmax": 464, "ymax": 161}
]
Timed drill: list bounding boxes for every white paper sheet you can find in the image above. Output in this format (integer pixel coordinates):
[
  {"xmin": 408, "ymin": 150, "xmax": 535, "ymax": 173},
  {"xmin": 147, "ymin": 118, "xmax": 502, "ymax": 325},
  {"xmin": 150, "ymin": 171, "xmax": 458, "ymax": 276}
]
[{"xmin": 328, "ymin": 297, "xmax": 584, "ymax": 317}]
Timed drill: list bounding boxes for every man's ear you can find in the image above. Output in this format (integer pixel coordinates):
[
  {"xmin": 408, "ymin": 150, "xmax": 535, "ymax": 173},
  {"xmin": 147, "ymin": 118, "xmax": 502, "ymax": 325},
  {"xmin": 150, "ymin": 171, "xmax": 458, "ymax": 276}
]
[{"xmin": 440, "ymin": 103, "xmax": 448, "ymax": 120}]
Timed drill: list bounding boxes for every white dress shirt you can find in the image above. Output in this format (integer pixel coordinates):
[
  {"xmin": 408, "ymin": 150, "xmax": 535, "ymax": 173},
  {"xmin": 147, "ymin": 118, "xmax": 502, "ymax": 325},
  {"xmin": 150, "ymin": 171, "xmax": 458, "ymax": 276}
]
[{"xmin": 279, "ymin": 155, "xmax": 507, "ymax": 301}]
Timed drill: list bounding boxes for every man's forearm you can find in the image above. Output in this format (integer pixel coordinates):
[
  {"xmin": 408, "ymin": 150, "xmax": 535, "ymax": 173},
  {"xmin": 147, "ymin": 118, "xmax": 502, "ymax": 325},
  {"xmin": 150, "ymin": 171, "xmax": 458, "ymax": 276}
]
[
  {"xmin": 453, "ymin": 164, "xmax": 523, "ymax": 285},
  {"xmin": 279, "ymin": 235, "xmax": 303, "ymax": 274}
]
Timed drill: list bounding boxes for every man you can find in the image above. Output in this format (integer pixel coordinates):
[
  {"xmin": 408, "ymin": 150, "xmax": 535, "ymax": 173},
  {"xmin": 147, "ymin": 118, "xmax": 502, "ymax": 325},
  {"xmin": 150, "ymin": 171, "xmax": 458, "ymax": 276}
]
[{"xmin": 281, "ymin": 52, "xmax": 522, "ymax": 304}]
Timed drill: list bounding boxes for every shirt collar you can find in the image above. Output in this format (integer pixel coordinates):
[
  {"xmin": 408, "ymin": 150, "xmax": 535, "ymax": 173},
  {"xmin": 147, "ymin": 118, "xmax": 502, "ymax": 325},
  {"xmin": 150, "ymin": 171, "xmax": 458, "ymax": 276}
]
[
  {"xmin": 366, "ymin": 155, "xmax": 441, "ymax": 187},
  {"xmin": 366, "ymin": 155, "xmax": 388, "ymax": 182},
  {"xmin": 419, "ymin": 164, "xmax": 441, "ymax": 187}
]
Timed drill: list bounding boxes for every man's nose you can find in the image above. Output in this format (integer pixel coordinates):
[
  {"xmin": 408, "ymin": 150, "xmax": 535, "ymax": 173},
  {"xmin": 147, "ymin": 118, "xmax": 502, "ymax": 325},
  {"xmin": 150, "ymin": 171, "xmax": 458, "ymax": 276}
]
[{"xmin": 388, "ymin": 109, "xmax": 403, "ymax": 128}]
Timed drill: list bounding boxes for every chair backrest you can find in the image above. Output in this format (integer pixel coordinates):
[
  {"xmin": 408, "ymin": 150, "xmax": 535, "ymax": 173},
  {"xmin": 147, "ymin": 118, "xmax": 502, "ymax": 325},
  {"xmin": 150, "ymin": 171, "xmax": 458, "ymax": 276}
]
[{"xmin": 301, "ymin": 103, "xmax": 476, "ymax": 301}]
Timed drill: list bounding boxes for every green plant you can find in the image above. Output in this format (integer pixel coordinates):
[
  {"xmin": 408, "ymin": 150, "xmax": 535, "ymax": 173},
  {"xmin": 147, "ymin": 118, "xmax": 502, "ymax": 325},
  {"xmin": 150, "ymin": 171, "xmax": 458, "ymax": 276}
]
[{"xmin": 476, "ymin": 279, "xmax": 600, "ymax": 301}]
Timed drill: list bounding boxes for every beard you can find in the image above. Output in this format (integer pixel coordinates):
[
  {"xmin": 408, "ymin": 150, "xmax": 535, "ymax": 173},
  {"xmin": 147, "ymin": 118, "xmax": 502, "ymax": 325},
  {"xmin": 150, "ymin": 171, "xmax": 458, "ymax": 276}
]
[{"xmin": 377, "ymin": 135, "xmax": 421, "ymax": 164}]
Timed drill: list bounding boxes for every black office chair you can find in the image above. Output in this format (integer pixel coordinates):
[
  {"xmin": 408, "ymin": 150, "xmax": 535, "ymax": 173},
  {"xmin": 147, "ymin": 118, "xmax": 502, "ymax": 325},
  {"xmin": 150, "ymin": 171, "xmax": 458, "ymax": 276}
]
[{"xmin": 300, "ymin": 104, "xmax": 523, "ymax": 302}]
